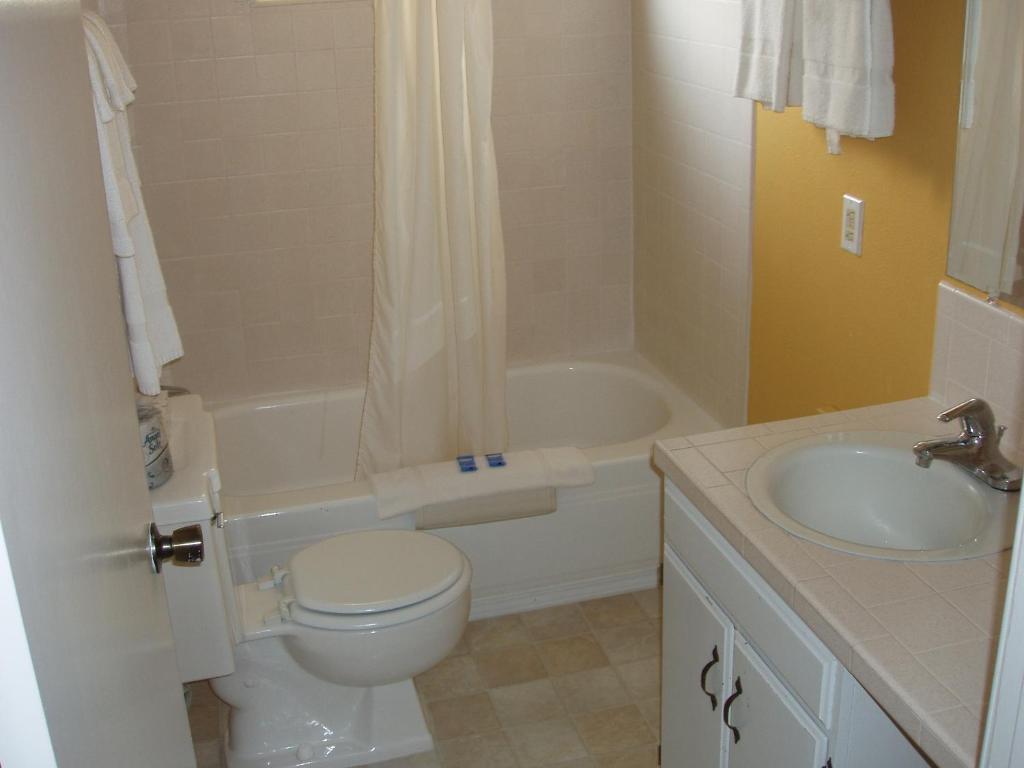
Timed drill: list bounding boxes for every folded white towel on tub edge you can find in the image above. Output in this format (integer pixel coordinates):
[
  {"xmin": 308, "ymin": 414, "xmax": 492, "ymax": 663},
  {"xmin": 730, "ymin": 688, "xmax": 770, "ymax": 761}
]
[{"xmin": 370, "ymin": 447, "xmax": 595, "ymax": 520}]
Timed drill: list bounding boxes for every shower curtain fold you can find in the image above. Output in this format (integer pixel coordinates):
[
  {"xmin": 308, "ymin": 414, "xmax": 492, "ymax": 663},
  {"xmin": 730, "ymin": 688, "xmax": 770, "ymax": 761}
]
[{"xmin": 357, "ymin": 0, "xmax": 508, "ymax": 477}]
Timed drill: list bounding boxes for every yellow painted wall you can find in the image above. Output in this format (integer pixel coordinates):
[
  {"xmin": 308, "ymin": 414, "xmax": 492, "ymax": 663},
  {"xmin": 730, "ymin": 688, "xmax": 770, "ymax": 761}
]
[{"xmin": 748, "ymin": 0, "xmax": 966, "ymax": 423}]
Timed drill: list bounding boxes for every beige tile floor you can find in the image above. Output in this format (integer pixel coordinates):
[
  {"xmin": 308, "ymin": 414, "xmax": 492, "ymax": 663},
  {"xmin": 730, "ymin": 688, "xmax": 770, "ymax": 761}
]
[{"xmin": 188, "ymin": 589, "xmax": 662, "ymax": 768}]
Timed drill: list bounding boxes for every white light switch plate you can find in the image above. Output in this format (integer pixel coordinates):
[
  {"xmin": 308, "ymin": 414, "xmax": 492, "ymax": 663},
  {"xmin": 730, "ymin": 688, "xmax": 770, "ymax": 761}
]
[{"xmin": 841, "ymin": 194, "xmax": 864, "ymax": 255}]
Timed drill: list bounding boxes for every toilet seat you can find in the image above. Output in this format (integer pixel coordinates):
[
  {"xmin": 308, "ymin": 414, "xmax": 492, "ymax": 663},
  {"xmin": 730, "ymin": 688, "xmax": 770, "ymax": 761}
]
[
  {"xmin": 283, "ymin": 562, "xmax": 471, "ymax": 631},
  {"xmin": 279, "ymin": 530, "xmax": 471, "ymax": 632}
]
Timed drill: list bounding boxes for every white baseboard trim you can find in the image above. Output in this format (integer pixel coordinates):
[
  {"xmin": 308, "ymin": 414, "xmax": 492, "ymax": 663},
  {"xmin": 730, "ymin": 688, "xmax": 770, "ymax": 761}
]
[{"xmin": 468, "ymin": 565, "xmax": 660, "ymax": 620}]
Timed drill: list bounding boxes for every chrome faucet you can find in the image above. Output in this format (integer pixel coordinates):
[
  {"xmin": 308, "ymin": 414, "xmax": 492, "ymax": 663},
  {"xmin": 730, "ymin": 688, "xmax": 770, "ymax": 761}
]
[{"xmin": 912, "ymin": 398, "xmax": 1022, "ymax": 492}]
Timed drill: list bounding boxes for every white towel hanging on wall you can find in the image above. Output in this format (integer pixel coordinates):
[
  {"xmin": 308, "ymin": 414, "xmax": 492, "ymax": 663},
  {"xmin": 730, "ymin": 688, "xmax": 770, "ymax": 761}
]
[
  {"xmin": 801, "ymin": 0, "xmax": 895, "ymax": 153},
  {"xmin": 82, "ymin": 12, "xmax": 183, "ymax": 394},
  {"xmin": 734, "ymin": 0, "xmax": 895, "ymax": 154},
  {"xmin": 734, "ymin": 0, "xmax": 803, "ymax": 111}
]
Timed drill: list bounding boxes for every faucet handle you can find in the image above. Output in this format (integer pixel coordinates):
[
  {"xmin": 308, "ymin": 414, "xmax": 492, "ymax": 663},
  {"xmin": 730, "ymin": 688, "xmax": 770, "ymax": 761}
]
[{"xmin": 937, "ymin": 398, "xmax": 996, "ymax": 437}]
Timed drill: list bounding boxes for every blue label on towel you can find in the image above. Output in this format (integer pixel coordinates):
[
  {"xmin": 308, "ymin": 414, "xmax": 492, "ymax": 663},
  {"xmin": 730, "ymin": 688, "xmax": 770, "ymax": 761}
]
[
  {"xmin": 485, "ymin": 453, "xmax": 506, "ymax": 467},
  {"xmin": 457, "ymin": 455, "xmax": 478, "ymax": 472}
]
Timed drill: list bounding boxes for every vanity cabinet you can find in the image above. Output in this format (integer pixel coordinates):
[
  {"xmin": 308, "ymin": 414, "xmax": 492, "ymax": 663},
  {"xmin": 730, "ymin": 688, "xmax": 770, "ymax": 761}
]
[
  {"xmin": 661, "ymin": 480, "xmax": 929, "ymax": 768},
  {"xmin": 664, "ymin": 547, "xmax": 828, "ymax": 767}
]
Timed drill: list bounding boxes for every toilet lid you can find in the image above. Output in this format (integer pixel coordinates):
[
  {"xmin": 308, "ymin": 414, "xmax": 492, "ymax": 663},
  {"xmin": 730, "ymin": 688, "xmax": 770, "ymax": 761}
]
[{"xmin": 287, "ymin": 530, "xmax": 466, "ymax": 615}]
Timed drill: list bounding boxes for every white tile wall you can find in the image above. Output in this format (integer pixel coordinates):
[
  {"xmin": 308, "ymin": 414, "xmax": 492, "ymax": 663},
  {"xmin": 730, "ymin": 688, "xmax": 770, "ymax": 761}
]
[
  {"xmin": 493, "ymin": 0, "xmax": 635, "ymax": 362},
  {"xmin": 101, "ymin": 0, "xmax": 635, "ymax": 401},
  {"xmin": 100, "ymin": 0, "xmax": 375, "ymax": 401},
  {"xmin": 631, "ymin": 0, "xmax": 753, "ymax": 428},
  {"xmin": 931, "ymin": 281, "xmax": 1024, "ymax": 454}
]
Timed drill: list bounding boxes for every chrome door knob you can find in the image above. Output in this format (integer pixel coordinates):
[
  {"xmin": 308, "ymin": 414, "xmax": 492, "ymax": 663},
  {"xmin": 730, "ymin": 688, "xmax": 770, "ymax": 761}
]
[{"xmin": 148, "ymin": 522, "xmax": 204, "ymax": 573}]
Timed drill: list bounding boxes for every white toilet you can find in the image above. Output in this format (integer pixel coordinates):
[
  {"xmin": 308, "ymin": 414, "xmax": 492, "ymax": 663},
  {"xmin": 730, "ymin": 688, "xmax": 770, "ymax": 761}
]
[{"xmin": 151, "ymin": 396, "xmax": 471, "ymax": 768}]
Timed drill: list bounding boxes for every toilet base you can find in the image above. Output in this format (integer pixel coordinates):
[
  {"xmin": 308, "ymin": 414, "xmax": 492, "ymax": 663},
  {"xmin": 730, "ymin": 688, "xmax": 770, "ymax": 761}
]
[
  {"xmin": 221, "ymin": 680, "xmax": 432, "ymax": 768},
  {"xmin": 212, "ymin": 638, "xmax": 434, "ymax": 768}
]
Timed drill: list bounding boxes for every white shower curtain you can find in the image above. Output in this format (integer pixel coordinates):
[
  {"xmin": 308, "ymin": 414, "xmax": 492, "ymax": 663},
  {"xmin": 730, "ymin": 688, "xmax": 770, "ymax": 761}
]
[
  {"xmin": 357, "ymin": 0, "xmax": 508, "ymax": 477},
  {"xmin": 947, "ymin": 0, "xmax": 1024, "ymax": 295}
]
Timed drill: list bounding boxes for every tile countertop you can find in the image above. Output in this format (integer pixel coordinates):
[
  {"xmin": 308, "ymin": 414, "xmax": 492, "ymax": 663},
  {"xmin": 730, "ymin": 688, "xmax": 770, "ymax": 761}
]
[{"xmin": 652, "ymin": 397, "xmax": 1014, "ymax": 768}]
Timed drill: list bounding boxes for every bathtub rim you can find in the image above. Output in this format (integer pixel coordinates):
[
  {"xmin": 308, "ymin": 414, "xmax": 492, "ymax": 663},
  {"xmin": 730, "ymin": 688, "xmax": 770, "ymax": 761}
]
[{"xmin": 214, "ymin": 350, "xmax": 720, "ymax": 520}]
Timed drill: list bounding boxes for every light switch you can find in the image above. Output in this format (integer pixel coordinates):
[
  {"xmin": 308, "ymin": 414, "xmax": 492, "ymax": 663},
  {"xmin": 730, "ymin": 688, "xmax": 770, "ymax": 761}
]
[{"xmin": 841, "ymin": 194, "xmax": 864, "ymax": 255}]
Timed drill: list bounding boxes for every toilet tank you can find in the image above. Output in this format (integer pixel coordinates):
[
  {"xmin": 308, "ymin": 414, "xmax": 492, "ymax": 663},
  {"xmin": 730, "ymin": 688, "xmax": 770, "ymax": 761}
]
[{"xmin": 150, "ymin": 394, "xmax": 238, "ymax": 683}]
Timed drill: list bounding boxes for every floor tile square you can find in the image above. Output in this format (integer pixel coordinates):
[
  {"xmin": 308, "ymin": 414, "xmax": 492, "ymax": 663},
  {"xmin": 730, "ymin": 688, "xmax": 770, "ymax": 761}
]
[
  {"xmin": 536, "ymin": 634, "xmax": 610, "ymax": 676},
  {"xmin": 505, "ymin": 718, "xmax": 589, "ymax": 766},
  {"xmin": 474, "ymin": 643, "xmax": 548, "ymax": 688},
  {"xmin": 426, "ymin": 693, "xmax": 501, "ymax": 740},
  {"xmin": 573, "ymin": 705, "xmax": 656, "ymax": 755},
  {"xmin": 595, "ymin": 621, "xmax": 660, "ymax": 665},
  {"xmin": 435, "ymin": 730, "xmax": 517, "ymax": 768},
  {"xmin": 489, "ymin": 679, "xmax": 565, "ymax": 727},
  {"xmin": 552, "ymin": 666, "xmax": 632, "ymax": 713},
  {"xmin": 581, "ymin": 594, "xmax": 648, "ymax": 630},
  {"xmin": 521, "ymin": 603, "xmax": 591, "ymax": 641},
  {"xmin": 632, "ymin": 589, "xmax": 662, "ymax": 619},
  {"xmin": 414, "ymin": 654, "xmax": 484, "ymax": 702},
  {"xmin": 636, "ymin": 697, "xmax": 660, "ymax": 734},
  {"xmin": 615, "ymin": 658, "xmax": 660, "ymax": 701},
  {"xmin": 465, "ymin": 615, "xmax": 531, "ymax": 651}
]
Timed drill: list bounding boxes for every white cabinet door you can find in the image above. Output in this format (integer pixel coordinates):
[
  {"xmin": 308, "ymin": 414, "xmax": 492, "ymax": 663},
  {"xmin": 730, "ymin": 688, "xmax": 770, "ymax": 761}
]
[
  {"xmin": 726, "ymin": 635, "xmax": 829, "ymax": 768},
  {"xmin": 662, "ymin": 547, "xmax": 732, "ymax": 768}
]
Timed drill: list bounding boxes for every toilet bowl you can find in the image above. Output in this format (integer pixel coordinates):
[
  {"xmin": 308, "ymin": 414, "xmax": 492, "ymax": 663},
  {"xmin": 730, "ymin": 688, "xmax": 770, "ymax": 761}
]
[
  {"xmin": 150, "ymin": 396, "xmax": 472, "ymax": 768},
  {"xmin": 212, "ymin": 529, "xmax": 471, "ymax": 768},
  {"xmin": 241, "ymin": 530, "xmax": 471, "ymax": 685}
]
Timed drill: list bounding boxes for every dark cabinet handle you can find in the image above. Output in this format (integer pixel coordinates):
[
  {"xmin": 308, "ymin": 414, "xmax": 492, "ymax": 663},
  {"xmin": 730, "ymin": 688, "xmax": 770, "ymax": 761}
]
[
  {"xmin": 723, "ymin": 676, "xmax": 743, "ymax": 744},
  {"xmin": 698, "ymin": 645, "xmax": 720, "ymax": 710}
]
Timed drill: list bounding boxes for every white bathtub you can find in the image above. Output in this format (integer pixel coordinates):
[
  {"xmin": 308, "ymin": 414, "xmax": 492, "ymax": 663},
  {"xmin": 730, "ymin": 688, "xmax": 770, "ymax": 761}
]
[{"xmin": 213, "ymin": 352, "xmax": 719, "ymax": 618}]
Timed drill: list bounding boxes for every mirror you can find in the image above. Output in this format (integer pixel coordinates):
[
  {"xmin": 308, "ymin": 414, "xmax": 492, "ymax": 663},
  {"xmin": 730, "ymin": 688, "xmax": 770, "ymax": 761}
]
[{"xmin": 946, "ymin": 0, "xmax": 1024, "ymax": 306}]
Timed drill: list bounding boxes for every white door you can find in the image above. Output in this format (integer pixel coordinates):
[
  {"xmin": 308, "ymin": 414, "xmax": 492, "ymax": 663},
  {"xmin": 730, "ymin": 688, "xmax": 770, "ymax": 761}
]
[
  {"xmin": 726, "ymin": 636, "xmax": 829, "ymax": 768},
  {"xmin": 0, "ymin": 2, "xmax": 195, "ymax": 767},
  {"xmin": 662, "ymin": 547, "xmax": 732, "ymax": 768}
]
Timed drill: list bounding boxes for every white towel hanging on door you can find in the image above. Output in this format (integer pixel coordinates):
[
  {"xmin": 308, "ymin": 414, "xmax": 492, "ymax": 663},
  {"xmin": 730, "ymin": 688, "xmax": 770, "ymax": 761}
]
[{"xmin": 82, "ymin": 12, "xmax": 183, "ymax": 394}]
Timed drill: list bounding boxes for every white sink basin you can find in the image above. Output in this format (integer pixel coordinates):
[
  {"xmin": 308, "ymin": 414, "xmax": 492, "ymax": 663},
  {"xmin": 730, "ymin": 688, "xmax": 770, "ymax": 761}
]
[{"xmin": 746, "ymin": 431, "xmax": 1018, "ymax": 562}]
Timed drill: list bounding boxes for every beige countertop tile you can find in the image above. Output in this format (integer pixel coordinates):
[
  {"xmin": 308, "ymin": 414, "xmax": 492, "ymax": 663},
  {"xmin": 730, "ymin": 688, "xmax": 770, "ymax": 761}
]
[{"xmin": 653, "ymin": 397, "xmax": 1008, "ymax": 768}]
